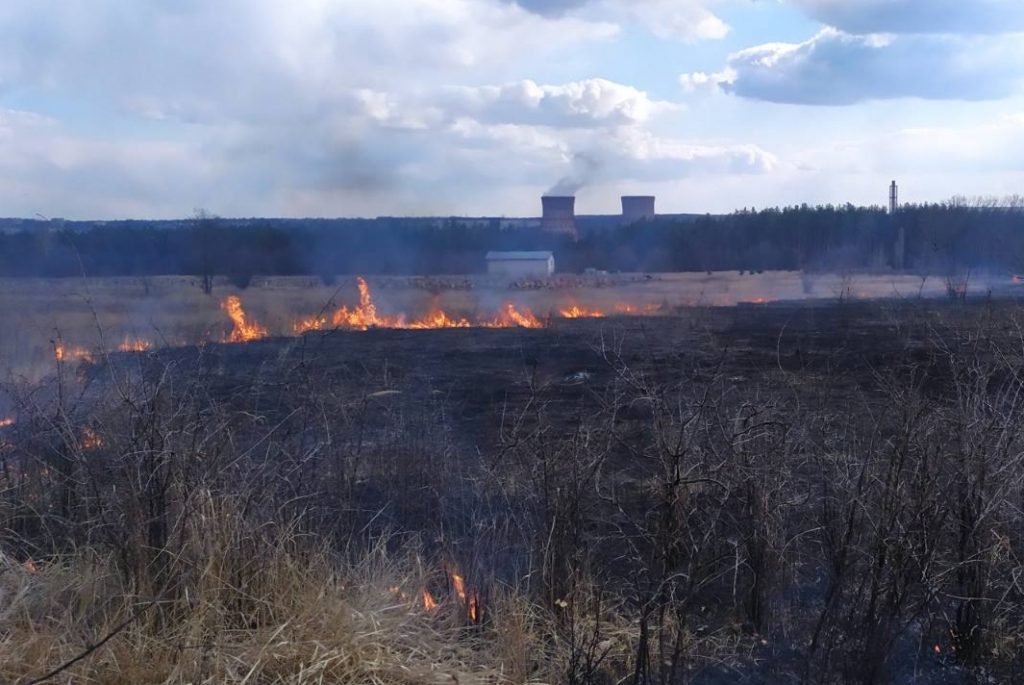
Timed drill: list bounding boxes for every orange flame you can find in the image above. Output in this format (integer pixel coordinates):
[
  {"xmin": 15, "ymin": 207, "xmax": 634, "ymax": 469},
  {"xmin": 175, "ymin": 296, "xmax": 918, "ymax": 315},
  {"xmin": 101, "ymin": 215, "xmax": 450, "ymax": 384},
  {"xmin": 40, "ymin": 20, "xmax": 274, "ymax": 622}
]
[
  {"xmin": 287, "ymin": 276, "xmax": 674, "ymax": 337},
  {"xmin": 451, "ymin": 572, "xmax": 467, "ymax": 602},
  {"xmin": 408, "ymin": 298, "xmax": 473, "ymax": 329},
  {"xmin": 118, "ymin": 336, "xmax": 152, "ymax": 352},
  {"xmin": 450, "ymin": 570, "xmax": 480, "ymax": 622},
  {"xmin": 81, "ymin": 427, "xmax": 103, "ymax": 450},
  {"xmin": 422, "ymin": 590, "xmax": 438, "ymax": 611},
  {"xmin": 294, "ymin": 277, "xmax": 542, "ymax": 333},
  {"xmin": 484, "ymin": 303, "xmax": 544, "ymax": 329},
  {"xmin": 556, "ymin": 302, "xmax": 663, "ymax": 319},
  {"xmin": 0, "ymin": 417, "xmax": 13, "ymax": 428},
  {"xmin": 559, "ymin": 303, "xmax": 606, "ymax": 319},
  {"xmin": 221, "ymin": 295, "xmax": 268, "ymax": 343},
  {"xmin": 293, "ymin": 314, "xmax": 328, "ymax": 335},
  {"xmin": 54, "ymin": 343, "xmax": 95, "ymax": 364},
  {"xmin": 614, "ymin": 303, "xmax": 661, "ymax": 315}
]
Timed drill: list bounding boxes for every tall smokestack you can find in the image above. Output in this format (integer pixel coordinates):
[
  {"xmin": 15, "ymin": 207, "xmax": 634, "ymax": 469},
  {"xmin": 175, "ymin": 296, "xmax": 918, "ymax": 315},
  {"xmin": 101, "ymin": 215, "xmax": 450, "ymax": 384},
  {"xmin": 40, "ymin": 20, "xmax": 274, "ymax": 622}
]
[
  {"xmin": 889, "ymin": 180, "xmax": 899, "ymax": 214},
  {"xmin": 541, "ymin": 196, "xmax": 577, "ymax": 238},
  {"xmin": 621, "ymin": 196, "xmax": 656, "ymax": 224}
]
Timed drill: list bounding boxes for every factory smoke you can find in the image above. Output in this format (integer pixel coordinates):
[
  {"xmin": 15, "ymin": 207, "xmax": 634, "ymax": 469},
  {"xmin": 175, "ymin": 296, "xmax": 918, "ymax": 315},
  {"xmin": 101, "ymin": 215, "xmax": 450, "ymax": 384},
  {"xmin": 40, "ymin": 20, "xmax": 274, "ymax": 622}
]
[{"xmin": 546, "ymin": 151, "xmax": 601, "ymax": 196}]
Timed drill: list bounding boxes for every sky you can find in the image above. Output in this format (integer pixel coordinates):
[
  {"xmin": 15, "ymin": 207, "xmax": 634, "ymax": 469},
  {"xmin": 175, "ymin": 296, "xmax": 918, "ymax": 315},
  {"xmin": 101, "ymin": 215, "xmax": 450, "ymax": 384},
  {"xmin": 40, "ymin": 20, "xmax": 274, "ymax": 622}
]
[{"xmin": 1, "ymin": 0, "xmax": 1023, "ymax": 219}]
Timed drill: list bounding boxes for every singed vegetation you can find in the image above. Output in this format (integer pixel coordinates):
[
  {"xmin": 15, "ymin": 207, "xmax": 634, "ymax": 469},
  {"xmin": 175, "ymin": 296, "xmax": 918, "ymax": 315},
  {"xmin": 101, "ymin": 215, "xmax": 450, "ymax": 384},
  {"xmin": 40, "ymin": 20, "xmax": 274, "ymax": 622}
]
[{"xmin": 2, "ymin": 299, "xmax": 1024, "ymax": 682}]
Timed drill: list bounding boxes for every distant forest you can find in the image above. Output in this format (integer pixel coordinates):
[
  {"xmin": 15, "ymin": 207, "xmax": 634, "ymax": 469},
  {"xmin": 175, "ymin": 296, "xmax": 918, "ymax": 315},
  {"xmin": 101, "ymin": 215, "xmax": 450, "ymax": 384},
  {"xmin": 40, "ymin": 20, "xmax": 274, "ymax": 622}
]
[{"xmin": 0, "ymin": 201, "xmax": 1022, "ymax": 279}]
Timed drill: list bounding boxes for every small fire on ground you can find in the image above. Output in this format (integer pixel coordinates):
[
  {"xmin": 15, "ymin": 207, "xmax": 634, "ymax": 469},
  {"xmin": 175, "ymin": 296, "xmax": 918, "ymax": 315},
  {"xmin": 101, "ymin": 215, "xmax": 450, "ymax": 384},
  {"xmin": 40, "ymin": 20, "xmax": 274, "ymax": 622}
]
[
  {"xmin": 222, "ymin": 294, "xmax": 269, "ymax": 343},
  {"xmin": 51, "ymin": 276, "xmax": 673, "ymax": 356},
  {"xmin": 390, "ymin": 566, "xmax": 479, "ymax": 622},
  {"xmin": 81, "ymin": 427, "xmax": 104, "ymax": 450},
  {"xmin": 283, "ymin": 276, "xmax": 662, "ymax": 339},
  {"xmin": 54, "ymin": 342, "xmax": 95, "ymax": 364},
  {"xmin": 118, "ymin": 336, "xmax": 152, "ymax": 352},
  {"xmin": 293, "ymin": 277, "xmax": 542, "ymax": 334}
]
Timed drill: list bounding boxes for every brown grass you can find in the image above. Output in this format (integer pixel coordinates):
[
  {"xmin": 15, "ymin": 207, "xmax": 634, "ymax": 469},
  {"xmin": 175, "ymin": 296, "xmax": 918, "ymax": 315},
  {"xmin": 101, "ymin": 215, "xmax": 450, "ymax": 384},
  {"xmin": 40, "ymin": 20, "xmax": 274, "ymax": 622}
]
[
  {"xmin": 0, "ymin": 496, "xmax": 519, "ymax": 684},
  {"xmin": 0, "ymin": 271, "xmax": 1003, "ymax": 382}
]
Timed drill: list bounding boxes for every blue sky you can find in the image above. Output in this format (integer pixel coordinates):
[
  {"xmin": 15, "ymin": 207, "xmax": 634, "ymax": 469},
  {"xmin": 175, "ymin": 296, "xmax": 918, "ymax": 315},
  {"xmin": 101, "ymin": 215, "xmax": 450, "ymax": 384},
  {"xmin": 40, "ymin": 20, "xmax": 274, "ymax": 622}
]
[{"xmin": 0, "ymin": 0, "xmax": 1022, "ymax": 219}]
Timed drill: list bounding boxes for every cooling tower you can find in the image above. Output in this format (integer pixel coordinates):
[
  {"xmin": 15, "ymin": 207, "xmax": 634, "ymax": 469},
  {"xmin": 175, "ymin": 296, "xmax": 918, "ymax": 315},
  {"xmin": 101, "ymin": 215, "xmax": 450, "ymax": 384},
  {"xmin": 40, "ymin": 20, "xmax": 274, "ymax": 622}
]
[
  {"xmin": 621, "ymin": 196, "xmax": 656, "ymax": 224},
  {"xmin": 541, "ymin": 196, "xmax": 577, "ymax": 237}
]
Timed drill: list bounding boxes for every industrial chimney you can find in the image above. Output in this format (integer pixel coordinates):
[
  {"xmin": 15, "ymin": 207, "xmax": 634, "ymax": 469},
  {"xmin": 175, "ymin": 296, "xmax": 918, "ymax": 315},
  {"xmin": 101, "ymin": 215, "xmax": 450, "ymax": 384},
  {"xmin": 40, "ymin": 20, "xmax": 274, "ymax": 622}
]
[
  {"xmin": 621, "ymin": 196, "xmax": 656, "ymax": 224},
  {"xmin": 541, "ymin": 196, "xmax": 577, "ymax": 237},
  {"xmin": 889, "ymin": 180, "xmax": 899, "ymax": 214}
]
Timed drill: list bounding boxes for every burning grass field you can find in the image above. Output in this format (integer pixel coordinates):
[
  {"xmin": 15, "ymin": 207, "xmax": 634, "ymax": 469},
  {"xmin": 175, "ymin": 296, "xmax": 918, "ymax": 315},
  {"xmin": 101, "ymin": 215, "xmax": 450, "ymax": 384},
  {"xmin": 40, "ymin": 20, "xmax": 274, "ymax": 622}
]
[
  {"xmin": 0, "ymin": 269, "xmax": 1010, "ymax": 382},
  {"xmin": 3, "ymin": 274, "xmax": 1024, "ymax": 683}
]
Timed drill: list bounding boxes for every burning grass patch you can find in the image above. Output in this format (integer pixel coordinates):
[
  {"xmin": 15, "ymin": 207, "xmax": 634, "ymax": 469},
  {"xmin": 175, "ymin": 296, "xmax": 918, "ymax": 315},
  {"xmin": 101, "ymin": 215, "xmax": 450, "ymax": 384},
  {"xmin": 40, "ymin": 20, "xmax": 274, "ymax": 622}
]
[{"xmin": 0, "ymin": 507, "xmax": 513, "ymax": 684}]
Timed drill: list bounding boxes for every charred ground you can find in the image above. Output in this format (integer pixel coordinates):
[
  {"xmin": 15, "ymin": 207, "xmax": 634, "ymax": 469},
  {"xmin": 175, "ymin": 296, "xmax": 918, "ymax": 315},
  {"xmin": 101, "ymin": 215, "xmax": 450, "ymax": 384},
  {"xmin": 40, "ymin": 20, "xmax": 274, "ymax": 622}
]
[
  {"xmin": 120, "ymin": 299, "xmax": 980, "ymax": 439},
  {"xmin": 4, "ymin": 298, "xmax": 1024, "ymax": 683}
]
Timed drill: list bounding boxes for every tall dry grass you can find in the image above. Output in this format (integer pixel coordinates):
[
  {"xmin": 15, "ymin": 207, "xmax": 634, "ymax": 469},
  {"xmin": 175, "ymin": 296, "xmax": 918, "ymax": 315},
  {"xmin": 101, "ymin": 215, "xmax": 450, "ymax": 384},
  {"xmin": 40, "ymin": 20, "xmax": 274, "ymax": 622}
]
[{"xmin": 0, "ymin": 493, "xmax": 552, "ymax": 684}]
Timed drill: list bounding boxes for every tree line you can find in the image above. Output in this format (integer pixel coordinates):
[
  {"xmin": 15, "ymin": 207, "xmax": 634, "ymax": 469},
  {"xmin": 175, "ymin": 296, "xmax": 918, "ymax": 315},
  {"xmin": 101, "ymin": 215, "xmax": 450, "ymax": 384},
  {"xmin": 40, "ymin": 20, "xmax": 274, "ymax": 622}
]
[{"xmin": 0, "ymin": 200, "xmax": 1021, "ymax": 279}]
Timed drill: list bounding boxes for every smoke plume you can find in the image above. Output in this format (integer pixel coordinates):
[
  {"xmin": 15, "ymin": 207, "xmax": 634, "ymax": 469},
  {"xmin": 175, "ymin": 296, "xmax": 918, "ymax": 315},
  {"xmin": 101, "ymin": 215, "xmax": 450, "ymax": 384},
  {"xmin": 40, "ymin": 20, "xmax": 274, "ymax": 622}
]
[{"xmin": 546, "ymin": 151, "xmax": 601, "ymax": 196}]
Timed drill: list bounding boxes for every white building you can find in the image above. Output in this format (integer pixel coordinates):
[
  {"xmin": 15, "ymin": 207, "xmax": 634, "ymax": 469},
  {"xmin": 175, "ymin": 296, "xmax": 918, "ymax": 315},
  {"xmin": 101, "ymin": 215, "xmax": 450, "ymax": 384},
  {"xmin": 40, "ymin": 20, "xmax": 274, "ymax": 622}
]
[{"xmin": 486, "ymin": 251, "xmax": 555, "ymax": 278}]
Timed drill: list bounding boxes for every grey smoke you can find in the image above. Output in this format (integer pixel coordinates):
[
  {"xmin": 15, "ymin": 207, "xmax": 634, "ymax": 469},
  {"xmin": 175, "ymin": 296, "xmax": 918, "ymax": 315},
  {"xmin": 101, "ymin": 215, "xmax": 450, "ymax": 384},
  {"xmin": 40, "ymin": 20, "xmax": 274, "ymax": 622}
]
[
  {"xmin": 546, "ymin": 151, "xmax": 601, "ymax": 196},
  {"xmin": 547, "ymin": 177, "xmax": 584, "ymax": 196}
]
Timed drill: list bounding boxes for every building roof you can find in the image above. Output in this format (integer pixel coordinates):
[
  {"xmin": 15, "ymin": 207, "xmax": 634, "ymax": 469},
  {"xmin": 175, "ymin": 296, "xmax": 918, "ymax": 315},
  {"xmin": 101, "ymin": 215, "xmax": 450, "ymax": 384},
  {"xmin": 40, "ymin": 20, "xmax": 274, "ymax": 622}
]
[{"xmin": 485, "ymin": 251, "xmax": 554, "ymax": 261}]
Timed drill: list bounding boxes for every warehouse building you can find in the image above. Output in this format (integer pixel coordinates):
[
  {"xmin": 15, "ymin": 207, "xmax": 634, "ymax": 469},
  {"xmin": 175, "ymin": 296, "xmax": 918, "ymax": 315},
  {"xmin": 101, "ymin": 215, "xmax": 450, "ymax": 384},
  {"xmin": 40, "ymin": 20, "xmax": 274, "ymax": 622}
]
[{"xmin": 485, "ymin": 251, "xmax": 555, "ymax": 278}]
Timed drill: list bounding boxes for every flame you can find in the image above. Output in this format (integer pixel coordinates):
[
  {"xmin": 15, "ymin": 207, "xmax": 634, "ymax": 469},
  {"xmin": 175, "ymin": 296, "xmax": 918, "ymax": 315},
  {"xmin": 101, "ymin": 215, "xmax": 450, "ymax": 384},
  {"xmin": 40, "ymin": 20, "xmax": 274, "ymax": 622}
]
[
  {"xmin": 340, "ymin": 277, "xmax": 396, "ymax": 329},
  {"xmin": 408, "ymin": 299, "xmax": 472, "ymax": 329},
  {"xmin": 293, "ymin": 314, "xmax": 328, "ymax": 335},
  {"xmin": 484, "ymin": 303, "xmax": 544, "ymax": 329},
  {"xmin": 0, "ymin": 417, "xmax": 13, "ymax": 429},
  {"xmin": 118, "ymin": 336, "xmax": 152, "ymax": 352},
  {"xmin": 294, "ymin": 277, "xmax": 542, "ymax": 333},
  {"xmin": 449, "ymin": 570, "xmax": 480, "ymax": 622},
  {"xmin": 614, "ymin": 303, "xmax": 661, "ymax": 315},
  {"xmin": 221, "ymin": 295, "xmax": 268, "ymax": 343},
  {"xmin": 558, "ymin": 302, "xmax": 663, "ymax": 318},
  {"xmin": 422, "ymin": 590, "xmax": 438, "ymax": 611},
  {"xmin": 22, "ymin": 559, "xmax": 37, "ymax": 574},
  {"xmin": 287, "ymin": 275, "xmax": 674, "ymax": 337},
  {"xmin": 54, "ymin": 343, "xmax": 95, "ymax": 364},
  {"xmin": 559, "ymin": 303, "xmax": 606, "ymax": 319},
  {"xmin": 81, "ymin": 427, "xmax": 104, "ymax": 450},
  {"xmin": 451, "ymin": 573, "xmax": 467, "ymax": 602}
]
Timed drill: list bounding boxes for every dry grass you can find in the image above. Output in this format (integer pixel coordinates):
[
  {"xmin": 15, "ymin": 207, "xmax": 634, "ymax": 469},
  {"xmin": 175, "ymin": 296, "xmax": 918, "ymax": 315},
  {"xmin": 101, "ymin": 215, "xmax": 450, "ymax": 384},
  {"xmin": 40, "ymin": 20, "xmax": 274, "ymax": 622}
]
[
  {"xmin": 0, "ymin": 495, "xmax": 521, "ymax": 684},
  {"xmin": 0, "ymin": 271, "xmax": 1006, "ymax": 383}
]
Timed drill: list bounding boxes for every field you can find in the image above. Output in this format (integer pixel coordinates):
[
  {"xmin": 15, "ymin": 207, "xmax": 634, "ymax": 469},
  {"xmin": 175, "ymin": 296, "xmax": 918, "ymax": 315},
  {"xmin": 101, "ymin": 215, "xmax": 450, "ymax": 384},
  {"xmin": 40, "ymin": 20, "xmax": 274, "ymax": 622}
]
[
  {"xmin": 2, "ymin": 274, "xmax": 1024, "ymax": 683},
  {"xmin": 0, "ymin": 269, "xmax": 1009, "ymax": 383}
]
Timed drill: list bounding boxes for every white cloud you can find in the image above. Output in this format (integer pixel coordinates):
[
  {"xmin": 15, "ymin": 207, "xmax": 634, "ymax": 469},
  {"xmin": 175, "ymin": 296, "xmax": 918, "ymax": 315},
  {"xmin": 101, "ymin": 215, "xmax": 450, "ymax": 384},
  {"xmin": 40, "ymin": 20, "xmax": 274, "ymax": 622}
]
[
  {"xmin": 437, "ymin": 78, "xmax": 680, "ymax": 127},
  {"xmin": 505, "ymin": 0, "xmax": 730, "ymax": 41},
  {"xmin": 679, "ymin": 69, "xmax": 735, "ymax": 94},
  {"xmin": 0, "ymin": 0, "xmax": 687, "ymax": 217},
  {"xmin": 790, "ymin": 0, "xmax": 1024, "ymax": 35},
  {"xmin": 710, "ymin": 29, "xmax": 1024, "ymax": 105},
  {"xmin": 505, "ymin": 0, "xmax": 590, "ymax": 16},
  {"xmin": 625, "ymin": 0, "xmax": 729, "ymax": 41},
  {"xmin": 0, "ymin": 107, "xmax": 215, "ymax": 217},
  {"xmin": 600, "ymin": 127, "xmax": 776, "ymax": 177},
  {"xmin": 0, "ymin": 0, "xmax": 620, "ymax": 123},
  {"xmin": 799, "ymin": 113, "xmax": 1024, "ymax": 174}
]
